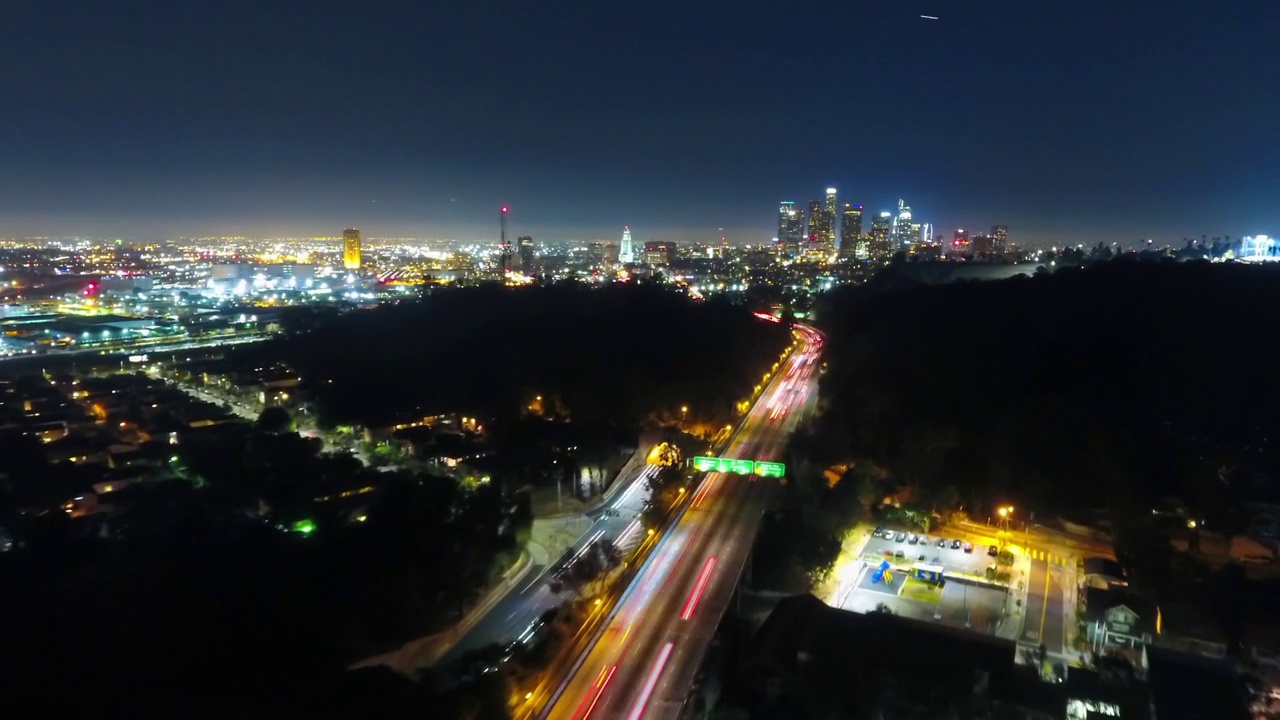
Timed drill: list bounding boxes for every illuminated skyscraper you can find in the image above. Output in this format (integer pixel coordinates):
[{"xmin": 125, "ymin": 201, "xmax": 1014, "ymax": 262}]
[
  {"xmin": 517, "ymin": 236, "xmax": 535, "ymax": 274},
  {"xmin": 871, "ymin": 212, "xmax": 893, "ymax": 262},
  {"xmin": 342, "ymin": 228, "xmax": 362, "ymax": 270},
  {"xmin": 618, "ymin": 226, "xmax": 635, "ymax": 263},
  {"xmin": 949, "ymin": 228, "xmax": 972, "ymax": 257},
  {"xmin": 808, "ymin": 194, "xmax": 836, "ymax": 254},
  {"xmin": 778, "ymin": 202, "xmax": 804, "ymax": 255},
  {"xmin": 840, "ymin": 203, "xmax": 863, "ymax": 255},
  {"xmin": 643, "ymin": 240, "xmax": 676, "ymax": 266},
  {"xmin": 822, "ymin": 188, "xmax": 838, "ymax": 252},
  {"xmin": 891, "ymin": 199, "xmax": 915, "ymax": 250},
  {"xmin": 992, "ymin": 225, "xmax": 1008, "ymax": 254}
]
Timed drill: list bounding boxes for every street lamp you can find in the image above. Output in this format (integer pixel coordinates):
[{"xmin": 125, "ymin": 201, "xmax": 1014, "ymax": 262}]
[{"xmin": 997, "ymin": 506, "xmax": 1015, "ymax": 546}]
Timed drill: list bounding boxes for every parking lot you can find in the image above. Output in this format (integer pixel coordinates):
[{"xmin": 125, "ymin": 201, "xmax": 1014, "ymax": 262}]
[{"xmin": 862, "ymin": 529, "xmax": 1002, "ymax": 578}]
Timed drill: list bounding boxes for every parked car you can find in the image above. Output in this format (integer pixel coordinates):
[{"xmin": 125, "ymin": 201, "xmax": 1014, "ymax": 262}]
[
  {"xmin": 894, "ymin": 550, "xmax": 905, "ymax": 559},
  {"xmin": 936, "ymin": 538, "xmax": 948, "ymax": 548},
  {"xmin": 873, "ymin": 526, "xmax": 886, "ymax": 538},
  {"xmin": 963, "ymin": 542, "xmax": 974, "ymax": 553},
  {"xmin": 908, "ymin": 533, "xmax": 920, "ymax": 544},
  {"xmin": 950, "ymin": 539, "xmax": 963, "ymax": 550},
  {"xmin": 894, "ymin": 532, "xmax": 907, "ymax": 542},
  {"xmin": 917, "ymin": 554, "xmax": 927, "ymax": 562},
  {"xmin": 987, "ymin": 545, "xmax": 999, "ymax": 557}
]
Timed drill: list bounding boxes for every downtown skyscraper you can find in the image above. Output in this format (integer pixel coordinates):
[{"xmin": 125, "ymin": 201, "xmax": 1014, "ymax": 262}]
[
  {"xmin": 840, "ymin": 203, "xmax": 863, "ymax": 256},
  {"xmin": 891, "ymin": 199, "xmax": 915, "ymax": 251},
  {"xmin": 992, "ymin": 225, "xmax": 1009, "ymax": 254},
  {"xmin": 343, "ymin": 228, "xmax": 362, "ymax": 270},
  {"xmin": 870, "ymin": 212, "xmax": 893, "ymax": 262},
  {"xmin": 778, "ymin": 201, "xmax": 804, "ymax": 255},
  {"xmin": 807, "ymin": 188, "xmax": 837, "ymax": 254},
  {"xmin": 618, "ymin": 226, "xmax": 635, "ymax": 263}
]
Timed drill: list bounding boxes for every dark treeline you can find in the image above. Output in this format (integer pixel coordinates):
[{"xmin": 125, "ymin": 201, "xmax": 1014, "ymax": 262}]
[
  {"xmin": 265, "ymin": 283, "xmax": 792, "ymax": 430},
  {"xmin": 801, "ymin": 259, "xmax": 1280, "ymax": 529},
  {"xmin": 0, "ymin": 445, "xmax": 524, "ymax": 718}
]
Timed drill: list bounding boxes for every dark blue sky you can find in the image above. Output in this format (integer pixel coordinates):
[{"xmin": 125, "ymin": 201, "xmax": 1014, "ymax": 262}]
[{"xmin": 2, "ymin": 0, "xmax": 1277, "ymax": 246}]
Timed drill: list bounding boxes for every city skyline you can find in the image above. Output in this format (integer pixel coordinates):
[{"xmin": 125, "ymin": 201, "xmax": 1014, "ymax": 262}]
[{"xmin": 1, "ymin": 3, "xmax": 1276, "ymax": 246}]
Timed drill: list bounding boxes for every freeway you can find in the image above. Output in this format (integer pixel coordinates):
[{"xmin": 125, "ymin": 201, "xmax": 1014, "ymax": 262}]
[
  {"xmin": 534, "ymin": 324, "xmax": 823, "ymax": 720},
  {"xmin": 442, "ymin": 463, "xmax": 663, "ymax": 663}
]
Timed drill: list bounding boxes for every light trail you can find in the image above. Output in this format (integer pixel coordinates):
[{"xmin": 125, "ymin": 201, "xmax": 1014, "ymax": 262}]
[
  {"xmin": 612, "ymin": 467, "xmax": 651, "ymax": 509},
  {"xmin": 690, "ymin": 474, "xmax": 717, "ymax": 509},
  {"xmin": 613, "ymin": 520, "xmax": 641, "ymax": 549},
  {"xmin": 571, "ymin": 530, "xmax": 606, "ymax": 563},
  {"xmin": 573, "ymin": 665, "xmax": 618, "ymax": 720},
  {"xmin": 625, "ymin": 642, "xmax": 674, "ymax": 720},
  {"xmin": 680, "ymin": 556, "xmax": 719, "ymax": 620},
  {"xmin": 540, "ymin": 326, "xmax": 824, "ymax": 720}
]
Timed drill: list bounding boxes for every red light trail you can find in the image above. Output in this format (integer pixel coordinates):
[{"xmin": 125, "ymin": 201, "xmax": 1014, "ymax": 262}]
[{"xmin": 680, "ymin": 556, "xmax": 718, "ymax": 620}]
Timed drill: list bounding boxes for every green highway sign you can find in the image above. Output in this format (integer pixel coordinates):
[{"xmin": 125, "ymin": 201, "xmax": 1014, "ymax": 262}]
[
  {"xmin": 753, "ymin": 461, "xmax": 786, "ymax": 478},
  {"xmin": 693, "ymin": 456, "xmax": 721, "ymax": 472},
  {"xmin": 691, "ymin": 456, "xmax": 787, "ymax": 477}
]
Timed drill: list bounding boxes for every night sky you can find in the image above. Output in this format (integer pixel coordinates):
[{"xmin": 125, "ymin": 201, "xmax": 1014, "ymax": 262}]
[{"xmin": 2, "ymin": 1, "xmax": 1277, "ymax": 246}]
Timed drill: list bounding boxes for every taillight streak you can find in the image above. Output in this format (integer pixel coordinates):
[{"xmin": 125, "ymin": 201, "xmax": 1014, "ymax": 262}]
[
  {"xmin": 625, "ymin": 642, "xmax": 674, "ymax": 720},
  {"xmin": 691, "ymin": 475, "xmax": 716, "ymax": 508},
  {"xmin": 680, "ymin": 556, "xmax": 718, "ymax": 620},
  {"xmin": 574, "ymin": 664, "xmax": 618, "ymax": 720}
]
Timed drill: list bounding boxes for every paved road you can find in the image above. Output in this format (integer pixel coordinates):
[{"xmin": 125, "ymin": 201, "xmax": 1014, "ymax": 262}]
[
  {"xmin": 1022, "ymin": 557, "xmax": 1066, "ymax": 655},
  {"xmin": 533, "ymin": 324, "xmax": 823, "ymax": 720},
  {"xmin": 442, "ymin": 464, "xmax": 661, "ymax": 663}
]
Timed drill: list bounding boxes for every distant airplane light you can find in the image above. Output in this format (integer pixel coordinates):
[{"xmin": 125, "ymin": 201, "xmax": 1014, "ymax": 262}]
[{"xmin": 921, "ymin": 15, "xmax": 939, "ymax": 20}]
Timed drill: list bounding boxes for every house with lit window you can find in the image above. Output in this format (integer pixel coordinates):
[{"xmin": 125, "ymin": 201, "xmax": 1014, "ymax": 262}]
[{"xmin": 1083, "ymin": 587, "xmax": 1161, "ymax": 656}]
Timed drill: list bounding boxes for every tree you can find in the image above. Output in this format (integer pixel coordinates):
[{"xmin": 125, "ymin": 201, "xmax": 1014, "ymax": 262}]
[{"xmin": 256, "ymin": 406, "xmax": 295, "ymax": 434}]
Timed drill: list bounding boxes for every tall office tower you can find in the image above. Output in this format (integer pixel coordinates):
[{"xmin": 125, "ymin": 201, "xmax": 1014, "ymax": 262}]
[
  {"xmin": 517, "ymin": 235, "xmax": 535, "ymax": 274},
  {"xmin": 871, "ymin": 212, "xmax": 893, "ymax": 261},
  {"xmin": 618, "ymin": 226, "xmax": 635, "ymax": 263},
  {"xmin": 971, "ymin": 233, "xmax": 994, "ymax": 256},
  {"xmin": 950, "ymin": 228, "xmax": 972, "ymax": 257},
  {"xmin": 587, "ymin": 241, "xmax": 606, "ymax": 265},
  {"xmin": 778, "ymin": 201, "xmax": 804, "ymax": 255},
  {"xmin": 822, "ymin": 188, "xmax": 838, "ymax": 251},
  {"xmin": 643, "ymin": 240, "xmax": 676, "ymax": 266},
  {"xmin": 807, "ymin": 197, "xmax": 835, "ymax": 253},
  {"xmin": 992, "ymin": 225, "xmax": 1008, "ymax": 254},
  {"xmin": 807, "ymin": 199, "xmax": 822, "ymax": 245},
  {"xmin": 891, "ymin": 199, "xmax": 915, "ymax": 250},
  {"xmin": 920, "ymin": 223, "xmax": 934, "ymax": 245},
  {"xmin": 840, "ymin": 203, "xmax": 863, "ymax": 255},
  {"xmin": 342, "ymin": 228, "xmax": 362, "ymax": 270}
]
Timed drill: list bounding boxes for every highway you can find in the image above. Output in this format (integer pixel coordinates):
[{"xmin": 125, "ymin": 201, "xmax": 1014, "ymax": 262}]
[
  {"xmin": 443, "ymin": 463, "xmax": 663, "ymax": 663},
  {"xmin": 534, "ymin": 324, "xmax": 823, "ymax": 720}
]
